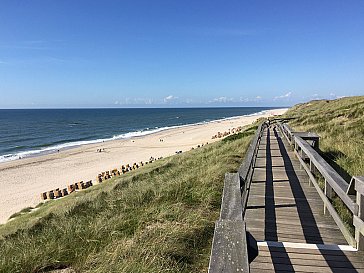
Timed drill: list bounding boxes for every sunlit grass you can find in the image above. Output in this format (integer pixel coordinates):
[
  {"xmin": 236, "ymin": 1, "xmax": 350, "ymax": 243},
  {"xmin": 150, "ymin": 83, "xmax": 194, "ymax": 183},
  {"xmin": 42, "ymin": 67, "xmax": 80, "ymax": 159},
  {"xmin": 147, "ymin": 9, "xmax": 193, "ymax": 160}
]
[{"xmin": 0, "ymin": 127, "xmax": 255, "ymax": 273}]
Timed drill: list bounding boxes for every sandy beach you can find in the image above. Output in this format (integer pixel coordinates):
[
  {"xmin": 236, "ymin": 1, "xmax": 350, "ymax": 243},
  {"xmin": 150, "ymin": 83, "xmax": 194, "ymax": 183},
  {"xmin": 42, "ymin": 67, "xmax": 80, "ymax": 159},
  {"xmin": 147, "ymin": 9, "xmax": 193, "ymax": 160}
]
[{"xmin": 0, "ymin": 108, "xmax": 287, "ymax": 224}]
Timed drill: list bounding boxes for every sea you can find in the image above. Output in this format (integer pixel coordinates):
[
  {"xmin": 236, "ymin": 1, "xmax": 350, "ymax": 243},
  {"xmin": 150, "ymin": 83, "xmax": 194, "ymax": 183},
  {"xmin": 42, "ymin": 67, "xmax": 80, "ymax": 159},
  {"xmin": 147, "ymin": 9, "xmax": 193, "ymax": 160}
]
[{"xmin": 0, "ymin": 107, "xmax": 278, "ymax": 163}]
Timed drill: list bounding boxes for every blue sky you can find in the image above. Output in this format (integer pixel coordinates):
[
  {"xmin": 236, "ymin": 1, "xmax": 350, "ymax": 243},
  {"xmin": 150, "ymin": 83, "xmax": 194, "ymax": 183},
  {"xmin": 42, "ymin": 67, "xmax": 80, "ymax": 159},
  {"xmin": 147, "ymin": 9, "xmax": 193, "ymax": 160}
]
[{"xmin": 1, "ymin": 0, "xmax": 364, "ymax": 108}]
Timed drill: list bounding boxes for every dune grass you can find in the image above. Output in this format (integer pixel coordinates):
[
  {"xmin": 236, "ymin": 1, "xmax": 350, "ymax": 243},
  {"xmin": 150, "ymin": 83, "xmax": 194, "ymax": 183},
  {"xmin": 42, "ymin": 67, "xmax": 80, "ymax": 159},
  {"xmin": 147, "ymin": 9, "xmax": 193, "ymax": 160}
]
[
  {"xmin": 8, "ymin": 207, "xmax": 34, "ymax": 220},
  {"xmin": 0, "ymin": 127, "xmax": 255, "ymax": 273},
  {"xmin": 283, "ymin": 96, "xmax": 364, "ymax": 235},
  {"xmin": 284, "ymin": 96, "xmax": 364, "ymax": 178}
]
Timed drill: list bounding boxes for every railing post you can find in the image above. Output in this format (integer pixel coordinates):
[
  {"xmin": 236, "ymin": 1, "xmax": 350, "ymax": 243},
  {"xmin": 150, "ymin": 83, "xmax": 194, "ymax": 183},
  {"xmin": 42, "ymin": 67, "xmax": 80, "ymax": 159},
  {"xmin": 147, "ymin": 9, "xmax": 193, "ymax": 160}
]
[
  {"xmin": 308, "ymin": 159, "xmax": 312, "ymax": 186},
  {"xmin": 324, "ymin": 178, "xmax": 334, "ymax": 215},
  {"xmin": 354, "ymin": 176, "xmax": 364, "ymax": 250}
]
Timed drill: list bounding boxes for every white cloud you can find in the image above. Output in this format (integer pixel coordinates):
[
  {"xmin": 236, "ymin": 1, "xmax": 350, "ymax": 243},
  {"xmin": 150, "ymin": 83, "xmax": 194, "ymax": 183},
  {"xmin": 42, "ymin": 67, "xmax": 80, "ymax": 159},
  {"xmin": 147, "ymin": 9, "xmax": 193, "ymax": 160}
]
[
  {"xmin": 118, "ymin": 97, "xmax": 157, "ymax": 105},
  {"xmin": 329, "ymin": 92, "xmax": 346, "ymax": 99},
  {"xmin": 274, "ymin": 92, "xmax": 292, "ymax": 100},
  {"xmin": 239, "ymin": 96, "xmax": 262, "ymax": 103},
  {"xmin": 164, "ymin": 95, "xmax": 178, "ymax": 103},
  {"xmin": 210, "ymin": 96, "xmax": 234, "ymax": 103}
]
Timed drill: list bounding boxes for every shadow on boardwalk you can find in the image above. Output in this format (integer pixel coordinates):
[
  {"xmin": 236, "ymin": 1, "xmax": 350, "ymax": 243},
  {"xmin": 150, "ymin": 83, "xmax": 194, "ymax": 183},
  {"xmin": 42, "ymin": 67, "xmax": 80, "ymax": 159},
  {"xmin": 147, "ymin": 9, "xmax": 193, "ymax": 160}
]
[
  {"xmin": 273, "ymin": 126, "xmax": 357, "ymax": 273},
  {"xmin": 248, "ymin": 126, "xmax": 359, "ymax": 272}
]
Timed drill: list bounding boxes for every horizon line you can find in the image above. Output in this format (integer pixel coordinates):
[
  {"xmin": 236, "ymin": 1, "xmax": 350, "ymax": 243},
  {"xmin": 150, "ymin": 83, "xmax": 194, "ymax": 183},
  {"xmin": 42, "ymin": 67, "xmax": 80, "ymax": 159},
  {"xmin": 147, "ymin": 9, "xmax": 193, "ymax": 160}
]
[{"xmin": 0, "ymin": 105, "xmax": 289, "ymax": 110}]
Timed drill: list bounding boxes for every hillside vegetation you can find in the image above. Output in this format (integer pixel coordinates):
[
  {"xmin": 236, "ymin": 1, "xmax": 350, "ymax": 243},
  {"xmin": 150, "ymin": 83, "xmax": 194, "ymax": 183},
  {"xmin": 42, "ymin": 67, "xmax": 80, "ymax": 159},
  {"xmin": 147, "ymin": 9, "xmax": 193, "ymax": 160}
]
[
  {"xmin": 284, "ymin": 96, "xmax": 364, "ymax": 180},
  {"xmin": 0, "ymin": 127, "xmax": 256, "ymax": 273}
]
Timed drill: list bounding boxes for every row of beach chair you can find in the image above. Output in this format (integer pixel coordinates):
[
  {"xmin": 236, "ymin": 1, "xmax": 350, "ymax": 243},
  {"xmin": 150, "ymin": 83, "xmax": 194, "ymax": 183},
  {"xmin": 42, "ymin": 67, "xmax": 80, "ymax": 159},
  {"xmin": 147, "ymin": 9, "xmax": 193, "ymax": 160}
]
[
  {"xmin": 40, "ymin": 180, "xmax": 93, "ymax": 200},
  {"xmin": 40, "ymin": 157, "xmax": 162, "ymax": 201},
  {"xmin": 211, "ymin": 126, "xmax": 243, "ymax": 139}
]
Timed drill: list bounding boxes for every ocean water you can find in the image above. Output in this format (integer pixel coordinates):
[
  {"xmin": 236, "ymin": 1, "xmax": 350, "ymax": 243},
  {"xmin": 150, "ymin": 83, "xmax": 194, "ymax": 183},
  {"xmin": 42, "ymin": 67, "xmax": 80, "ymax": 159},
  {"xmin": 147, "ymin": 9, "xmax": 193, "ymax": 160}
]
[{"xmin": 0, "ymin": 107, "xmax": 276, "ymax": 163}]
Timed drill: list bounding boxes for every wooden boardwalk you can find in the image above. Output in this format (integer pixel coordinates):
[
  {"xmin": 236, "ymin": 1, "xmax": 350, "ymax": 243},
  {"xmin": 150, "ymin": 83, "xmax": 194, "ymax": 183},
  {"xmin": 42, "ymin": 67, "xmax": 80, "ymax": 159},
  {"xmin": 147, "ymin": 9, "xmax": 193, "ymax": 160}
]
[{"xmin": 247, "ymin": 126, "xmax": 364, "ymax": 273}]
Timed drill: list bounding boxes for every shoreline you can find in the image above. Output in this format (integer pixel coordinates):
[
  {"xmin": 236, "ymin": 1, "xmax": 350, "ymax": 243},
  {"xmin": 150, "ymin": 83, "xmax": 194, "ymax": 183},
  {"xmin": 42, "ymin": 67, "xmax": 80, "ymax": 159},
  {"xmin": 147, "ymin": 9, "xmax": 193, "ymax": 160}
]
[
  {"xmin": 0, "ymin": 108, "xmax": 287, "ymax": 224},
  {"xmin": 0, "ymin": 108, "xmax": 278, "ymax": 164}
]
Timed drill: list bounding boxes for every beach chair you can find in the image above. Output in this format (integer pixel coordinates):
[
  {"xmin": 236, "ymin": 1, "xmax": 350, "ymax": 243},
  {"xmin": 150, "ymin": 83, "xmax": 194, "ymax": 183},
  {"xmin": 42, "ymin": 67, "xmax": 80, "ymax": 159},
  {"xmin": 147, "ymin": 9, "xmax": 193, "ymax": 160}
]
[
  {"xmin": 54, "ymin": 189, "xmax": 62, "ymax": 198},
  {"xmin": 76, "ymin": 181, "xmax": 85, "ymax": 190},
  {"xmin": 47, "ymin": 191, "xmax": 55, "ymax": 199},
  {"xmin": 41, "ymin": 192, "xmax": 47, "ymax": 200},
  {"xmin": 96, "ymin": 175, "xmax": 103, "ymax": 183},
  {"xmin": 68, "ymin": 184, "xmax": 75, "ymax": 193}
]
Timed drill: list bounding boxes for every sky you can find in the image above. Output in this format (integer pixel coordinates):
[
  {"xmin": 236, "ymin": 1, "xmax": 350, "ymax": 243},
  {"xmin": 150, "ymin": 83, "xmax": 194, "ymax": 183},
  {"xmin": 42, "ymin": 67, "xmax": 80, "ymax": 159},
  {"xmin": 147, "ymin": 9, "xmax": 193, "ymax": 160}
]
[{"xmin": 0, "ymin": 0, "xmax": 364, "ymax": 108}]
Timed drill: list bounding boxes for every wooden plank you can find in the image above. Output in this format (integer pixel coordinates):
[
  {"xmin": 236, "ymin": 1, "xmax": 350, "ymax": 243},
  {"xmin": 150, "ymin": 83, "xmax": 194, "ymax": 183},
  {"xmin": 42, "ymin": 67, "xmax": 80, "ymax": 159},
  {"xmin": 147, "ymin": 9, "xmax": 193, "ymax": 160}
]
[
  {"xmin": 258, "ymin": 245, "xmax": 361, "ymax": 256},
  {"xmin": 247, "ymin": 224, "xmax": 345, "ymax": 239},
  {"xmin": 248, "ymin": 230, "xmax": 348, "ymax": 245},
  {"xmin": 257, "ymin": 249, "xmax": 364, "ymax": 262},
  {"xmin": 250, "ymin": 260, "xmax": 363, "ymax": 273},
  {"xmin": 253, "ymin": 255, "xmax": 364, "ymax": 269},
  {"xmin": 220, "ymin": 173, "xmax": 243, "ymax": 221},
  {"xmin": 354, "ymin": 216, "xmax": 364, "ymax": 237},
  {"xmin": 347, "ymin": 176, "xmax": 364, "ymax": 195},
  {"xmin": 246, "ymin": 217, "xmax": 341, "ymax": 230},
  {"xmin": 355, "ymin": 177, "xmax": 364, "ymax": 250},
  {"xmin": 355, "ymin": 177, "xmax": 364, "ymax": 195},
  {"xmin": 208, "ymin": 220, "xmax": 250, "ymax": 273}
]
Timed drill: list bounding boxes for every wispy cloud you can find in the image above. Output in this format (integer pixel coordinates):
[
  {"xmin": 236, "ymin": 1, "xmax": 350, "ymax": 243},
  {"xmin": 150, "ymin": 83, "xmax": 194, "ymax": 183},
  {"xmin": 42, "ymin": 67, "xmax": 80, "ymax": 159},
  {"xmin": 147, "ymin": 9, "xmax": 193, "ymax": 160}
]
[
  {"xmin": 163, "ymin": 95, "xmax": 178, "ymax": 103},
  {"xmin": 274, "ymin": 92, "xmax": 292, "ymax": 100},
  {"xmin": 239, "ymin": 95, "xmax": 263, "ymax": 103},
  {"xmin": 210, "ymin": 96, "xmax": 234, "ymax": 103},
  {"xmin": 113, "ymin": 97, "xmax": 156, "ymax": 105}
]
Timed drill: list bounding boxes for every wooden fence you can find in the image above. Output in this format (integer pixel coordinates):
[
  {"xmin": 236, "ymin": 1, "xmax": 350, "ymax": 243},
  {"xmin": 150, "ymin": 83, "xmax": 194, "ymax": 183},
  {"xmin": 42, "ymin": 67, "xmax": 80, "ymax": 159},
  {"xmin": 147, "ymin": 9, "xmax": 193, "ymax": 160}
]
[
  {"xmin": 276, "ymin": 122, "xmax": 364, "ymax": 250},
  {"xmin": 208, "ymin": 122, "xmax": 267, "ymax": 273}
]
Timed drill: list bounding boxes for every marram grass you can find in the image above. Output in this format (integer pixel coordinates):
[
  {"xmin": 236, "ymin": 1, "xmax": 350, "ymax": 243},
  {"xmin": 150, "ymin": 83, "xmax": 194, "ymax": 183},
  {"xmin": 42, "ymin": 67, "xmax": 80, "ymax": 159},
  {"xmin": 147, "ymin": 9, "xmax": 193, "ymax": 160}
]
[
  {"xmin": 0, "ymin": 128, "xmax": 255, "ymax": 273},
  {"xmin": 284, "ymin": 95, "xmax": 364, "ymax": 178}
]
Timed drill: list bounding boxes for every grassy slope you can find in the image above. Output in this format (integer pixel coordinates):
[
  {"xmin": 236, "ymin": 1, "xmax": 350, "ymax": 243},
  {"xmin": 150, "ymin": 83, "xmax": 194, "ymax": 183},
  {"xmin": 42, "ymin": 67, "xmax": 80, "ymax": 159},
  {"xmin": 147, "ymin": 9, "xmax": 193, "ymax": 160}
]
[
  {"xmin": 284, "ymin": 96, "xmax": 364, "ymax": 179},
  {"xmin": 0, "ymin": 127, "xmax": 256, "ymax": 273}
]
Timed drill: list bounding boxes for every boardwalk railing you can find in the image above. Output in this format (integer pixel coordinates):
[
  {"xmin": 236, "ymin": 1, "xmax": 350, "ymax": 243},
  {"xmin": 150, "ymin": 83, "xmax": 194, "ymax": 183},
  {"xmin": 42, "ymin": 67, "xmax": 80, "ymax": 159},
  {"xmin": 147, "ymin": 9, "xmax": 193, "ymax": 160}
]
[
  {"xmin": 276, "ymin": 122, "xmax": 364, "ymax": 250},
  {"xmin": 208, "ymin": 122, "xmax": 268, "ymax": 273}
]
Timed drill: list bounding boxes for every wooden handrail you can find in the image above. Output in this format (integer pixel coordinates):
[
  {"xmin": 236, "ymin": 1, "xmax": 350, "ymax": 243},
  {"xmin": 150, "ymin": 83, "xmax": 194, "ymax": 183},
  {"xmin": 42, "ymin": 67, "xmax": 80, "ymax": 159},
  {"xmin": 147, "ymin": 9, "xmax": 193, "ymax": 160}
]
[
  {"xmin": 219, "ymin": 173, "xmax": 243, "ymax": 221},
  {"xmin": 209, "ymin": 173, "xmax": 249, "ymax": 272},
  {"xmin": 277, "ymin": 122, "xmax": 364, "ymax": 250},
  {"xmin": 239, "ymin": 122, "xmax": 268, "ymax": 214},
  {"xmin": 209, "ymin": 123, "xmax": 266, "ymax": 272},
  {"xmin": 209, "ymin": 220, "xmax": 249, "ymax": 273},
  {"xmin": 293, "ymin": 149, "xmax": 356, "ymax": 246},
  {"xmin": 294, "ymin": 136, "xmax": 358, "ymax": 214},
  {"xmin": 238, "ymin": 123, "xmax": 264, "ymax": 181}
]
